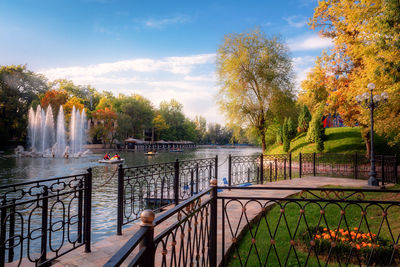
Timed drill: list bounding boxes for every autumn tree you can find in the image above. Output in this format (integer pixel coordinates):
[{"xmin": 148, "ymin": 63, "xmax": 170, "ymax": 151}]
[
  {"xmin": 63, "ymin": 96, "xmax": 85, "ymax": 123},
  {"xmin": 309, "ymin": 0, "xmax": 400, "ymax": 154},
  {"xmin": 91, "ymin": 107, "xmax": 117, "ymax": 145},
  {"xmin": 216, "ymin": 29, "xmax": 295, "ymax": 152},
  {"xmin": 153, "ymin": 114, "xmax": 169, "ymax": 140},
  {"xmin": 299, "ymin": 55, "xmax": 330, "ymax": 113},
  {"xmin": 40, "ymin": 89, "xmax": 69, "ymax": 116}
]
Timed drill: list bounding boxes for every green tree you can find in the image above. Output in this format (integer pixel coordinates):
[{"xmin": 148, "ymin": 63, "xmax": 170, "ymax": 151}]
[
  {"xmin": 153, "ymin": 114, "xmax": 169, "ymax": 140},
  {"xmin": 158, "ymin": 99, "xmax": 186, "ymax": 140},
  {"xmin": 297, "ymin": 105, "xmax": 312, "ymax": 133},
  {"xmin": 216, "ymin": 29, "xmax": 295, "ymax": 152},
  {"xmin": 287, "ymin": 117, "xmax": 296, "ymax": 140},
  {"xmin": 306, "ymin": 106, "xmax": 326, "ymax": 146},
  {"xmin": 120, "ymin": 95, "xmax": 154, "ymax": 139},
  {"xmin": 0, "ymin": 65, "xmax": 48, "ymax": 143}
]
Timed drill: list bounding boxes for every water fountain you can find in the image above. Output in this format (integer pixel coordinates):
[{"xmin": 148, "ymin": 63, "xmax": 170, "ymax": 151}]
[{"xmin": 24, "ymin": 105, "xmax": 89, "ymax": 158}]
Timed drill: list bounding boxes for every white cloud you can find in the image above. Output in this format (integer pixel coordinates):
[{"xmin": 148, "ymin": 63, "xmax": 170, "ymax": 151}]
[
  {"xmin": 284, "ymin": 16, "xmax": 307, "ymax": 28},
  {"xmin": 292, "ymin": 56, "xmax": 316, "ymax": 92},
  {"xmin": 144, "ymin": 15, "xmax": 190, "ymax": 29},
  {"xmin": 288, "ymin": 34, "xmax": 333, "ymax": 51},
  {"xmin": 40, "ymin": 54, "xmax": 216, "ymax": 80},
  {"xmin": 38, "ymin": 53, "xmax": 224, "ymax": 124}
]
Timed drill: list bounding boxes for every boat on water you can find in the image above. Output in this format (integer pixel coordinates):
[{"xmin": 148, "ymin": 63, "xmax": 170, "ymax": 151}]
[
  {"xmin": 98, "ymin": 158, "xmax": 124, "ymax": 164},
  {"xmin": 145, "ymin": 151, "xmax": 158, "ymax": 156}
]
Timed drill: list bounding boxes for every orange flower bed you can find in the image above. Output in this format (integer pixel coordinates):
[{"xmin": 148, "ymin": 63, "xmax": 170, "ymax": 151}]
[{"xmin": 300, "ymin": 226, "xmax": 396, "ymax": 265}]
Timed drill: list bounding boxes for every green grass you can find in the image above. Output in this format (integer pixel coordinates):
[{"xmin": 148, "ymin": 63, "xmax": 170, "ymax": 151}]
[
  {"xmin": 226, "ymin": 186, "xmax": 400, "ymax": 266},
  {"xmin": 266, "ymin": 127, "xmax": 396, "ymax": 155}
]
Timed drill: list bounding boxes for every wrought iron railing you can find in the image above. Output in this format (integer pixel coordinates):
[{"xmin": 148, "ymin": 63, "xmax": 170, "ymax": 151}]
[
  {"xmin": 0, "ymin": 170, "xmax": 92, "ymax": 266},
  {"xmin": 104, "ymin": 188, "xmax": 212, "ymax": 267},
  {"xmin": 229, "ymin": 153, "xmax": 398, "ymax": 186},
  {"xmin": 117, "ymin": 157, "xmax": 217, "ymax": 235},
  {"xmin": 219, "ymin": 186, "xmax": 400, "ymax": 266},
  {"xmin": 108, "ymin": 181, "xmax": 400, "ymax": 267}
]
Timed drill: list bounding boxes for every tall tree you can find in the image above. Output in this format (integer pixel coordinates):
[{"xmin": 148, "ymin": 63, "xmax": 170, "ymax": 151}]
[
  {"xmin": 216, "ymin": 29, "xmax": 295, "ymax": 152},
  {"xmin": 0, "ymin": 65, "xmax": 48, "ymax": 143},
  {"xmin": 309, "ymin": 0, "xmax": 400, "ymax": 152}
]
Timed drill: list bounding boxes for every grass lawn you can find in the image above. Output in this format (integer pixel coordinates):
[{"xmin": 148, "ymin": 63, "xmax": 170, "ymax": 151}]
[
  {"xmin": 226, "ymin": 186, "xmax": 400, "ymax": 266},
  {"xmin": 265, "ymin": 127, "xmax": 396, "ymax": 156}
]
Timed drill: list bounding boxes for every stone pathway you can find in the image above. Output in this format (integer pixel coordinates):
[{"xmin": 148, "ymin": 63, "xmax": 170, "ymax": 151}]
[{"xmin": 15, "ymin": 176, "xmax": 373, "ymax": 267}]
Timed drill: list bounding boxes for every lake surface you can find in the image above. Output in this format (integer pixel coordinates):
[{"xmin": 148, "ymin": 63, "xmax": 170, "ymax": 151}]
[{"xmin": 0, "ymin": 147, "xmax": 261, "ymax": 244}]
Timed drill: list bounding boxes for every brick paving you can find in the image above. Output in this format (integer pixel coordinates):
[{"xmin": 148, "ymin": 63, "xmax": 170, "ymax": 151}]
[{"xmin": 16, "ymin": 176, "xmax": 374, "ymax": 267}]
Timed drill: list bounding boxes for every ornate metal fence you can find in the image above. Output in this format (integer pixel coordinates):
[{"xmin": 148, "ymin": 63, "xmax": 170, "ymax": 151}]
[
  {"xmin": 0, "ymin": 170, "xmax": 92, "ymax": 266},
  {"xmin": 219, "ymin": 186, "xmax": 400, "ymax": 266},
  {"xmin": 104, "ymin": 188, "xmax": 212, "ymax": 267},
  {"xmin": 117, "ymin": 157, "xmax": 217, "ymax": 235}
]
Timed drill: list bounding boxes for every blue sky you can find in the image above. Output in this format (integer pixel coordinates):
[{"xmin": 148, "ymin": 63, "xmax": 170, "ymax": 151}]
[{"xmin": 0, "ymin": 0, "xmax": 332, "ymax": 124}]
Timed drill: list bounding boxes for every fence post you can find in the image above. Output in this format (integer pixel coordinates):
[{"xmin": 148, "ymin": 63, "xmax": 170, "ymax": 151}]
[
  {"xmin": 269, "ymin": 162, "xmax": 272, "ymax": 182},
  {"xmin": 174, "ymin": 159, "xmax": 180, "ymax": 205},
  {"xmin": 139, "ymin": 210, "xmax": 155, "ymax": 267},
  {"xmin": 215, "ymin": 155, "xmax": 218, "ymax": 181},
  {"xmin": 196, "ymin": 163, "xmax": 199, "ymax": 194},
  {"xmin": 228, "ymin": 154, "xmax": 232, "ymax": 187},
  {"xmin": 0, "ymin": 201, "xmax": 7, "ymax": 266},
  {"xmin": 84, "ymin": 168, "xmax": 92, "ymax": 253},
  {"xmin": 209, "ymin": 179, "xmax": 218, "ymax": 267},
  {"xmin": 354, "ymin": 153, "xmax": 358, "ymax": 179},
  {"xmin": 284, "ymin": 159, "xmax": 287, "ymax": 180},
  {"xmin": 299, "ymin": 152, "xmax": 302, "ymax": 178},
  {"xmin": 313, "ymin": 152, "xmax": 316, "ymax": 176},
  {"xmin": 190, "ymin": 169, "xmax": 194, "ymax": 196},
  {"xmin": 8, "ymin": 204, "xmax": 15, "ymax": 262},
  {"xmin": 78, "ymin": 179, "xmax": 83, "ymax": 243},
  {"xmin": 289, "ymin": 153, "xmax": 292, "ymax": 180},
  {"xmin": 260, "ymin": 153, "xmax": 264, "ymax": 184},
  {"xmin": 39, "ymin": 186, "xmax": 49, "ymax": 264},
  {"xmin": 274, "ymin": 159, "xmax": 278, "ymax": 181},
  {"xmin": 117, "ymin": 164, "xmax": 124, "ymax": 235},
  {"xmin": 381, "ymin": 155, "xmax": 385, "ymax": 189}
]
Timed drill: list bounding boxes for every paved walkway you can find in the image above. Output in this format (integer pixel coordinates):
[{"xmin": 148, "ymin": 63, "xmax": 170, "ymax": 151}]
[{"xmin": 25, "ymin": 176, "xmax": 372, "ymax": 267}]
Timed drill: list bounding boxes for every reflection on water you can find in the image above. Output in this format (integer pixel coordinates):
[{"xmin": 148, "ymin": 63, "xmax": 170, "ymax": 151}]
[{"xmin": 0, "ymin": 147, "xmax": 260, "ymax": 244}]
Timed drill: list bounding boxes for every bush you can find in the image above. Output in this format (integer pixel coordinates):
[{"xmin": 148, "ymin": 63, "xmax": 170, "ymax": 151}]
[
  {"xmin": 298, "ymin": 105, "xmax": 312, "ymax": 132},
  {"xmin": 287, "ymin": 117, "xmax": 297, "ymax": 140},
  {"xmin": 276, "ymin": 125, "xmax": 283, "ymax": 145},
  {"xmin": 306, "ymin": 106, "xmax": 326, "ymax": 143}
]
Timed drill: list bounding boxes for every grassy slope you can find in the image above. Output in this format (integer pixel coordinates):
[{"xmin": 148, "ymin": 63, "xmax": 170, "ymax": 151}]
[{"xmin": 266, "ymin": 127, "xmax": 396, "ymax": 155}]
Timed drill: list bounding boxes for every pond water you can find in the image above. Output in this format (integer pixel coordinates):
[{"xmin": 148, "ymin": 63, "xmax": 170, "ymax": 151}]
[{"xmin": 0, "ymin": 147, "xmax": 261, "ymax": 244}]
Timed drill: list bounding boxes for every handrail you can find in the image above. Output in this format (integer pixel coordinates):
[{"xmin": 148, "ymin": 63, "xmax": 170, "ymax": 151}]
[
  {"xmin": 154, "ymin": 188, "xmax": 211, "ymax": 226},
  {"xmin": 0, "ymin": 172, "xmax": 86, "ymax": 190},
  {"xmin": 103, "ymin": 227, "xmax": 147, "ymax": 267}
]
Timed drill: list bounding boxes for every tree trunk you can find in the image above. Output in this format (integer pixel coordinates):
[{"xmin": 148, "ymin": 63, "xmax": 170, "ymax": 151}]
[
  {"xmin": 361, "ymin": 127, "xmax": 371, "ymax": 158},
  {"xmin": 260, "ymin": 128, "xmax": 266, "ymax": 153}
]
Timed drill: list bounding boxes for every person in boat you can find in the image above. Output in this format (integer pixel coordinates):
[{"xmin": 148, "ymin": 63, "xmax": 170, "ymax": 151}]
[
  {"xmin": 115, "ymin": 153, "xmax": 121, "ymax": 160},
  {"xmin": 104, "ymin": 153, "xmax": 110, "ymax": 160}
]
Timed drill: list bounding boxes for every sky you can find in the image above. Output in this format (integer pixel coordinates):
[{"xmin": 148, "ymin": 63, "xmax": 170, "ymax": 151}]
[{"xmin": 0, "ymin": 0, "xmax": 332, "ymax": 124}]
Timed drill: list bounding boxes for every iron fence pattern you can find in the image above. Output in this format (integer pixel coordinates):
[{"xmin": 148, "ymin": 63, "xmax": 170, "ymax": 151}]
[
  {"xmin": 220, "ymin": 187, "xmax": 400, "ymax": 266},
  {"xmin": 154, "ymin": 192, "xmax": 211, "ymax": 267},
  {"xmin": 118, "ymin": 157, "xmax": 217, "ymax": 234},
  {"xmin": 0, "ymin": 171, "xmax": 91, "ymax": 266},
  {"xmin": 105, "ymin": 189, "xmax": 212, "ymax": 267},
  {"xmin": 230, "ymin": 156, "xmax": 260, "ymax": 186},
  {"xmin": 119, "ymin": 162, "xmax": 175, "ymax": 228},
  {"xmin": 263, "ymin": 154, "xmax": 290, "ymax": 182}
]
